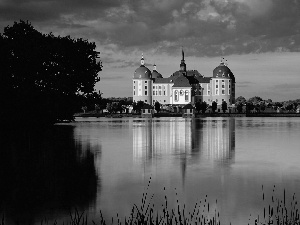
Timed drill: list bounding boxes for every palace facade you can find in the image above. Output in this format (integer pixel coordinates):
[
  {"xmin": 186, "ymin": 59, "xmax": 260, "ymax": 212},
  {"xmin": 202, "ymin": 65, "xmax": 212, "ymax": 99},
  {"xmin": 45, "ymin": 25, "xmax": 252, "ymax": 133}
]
[{"xmin": 132, "ymin": 50, "xmax": 236, "ymax": 106}]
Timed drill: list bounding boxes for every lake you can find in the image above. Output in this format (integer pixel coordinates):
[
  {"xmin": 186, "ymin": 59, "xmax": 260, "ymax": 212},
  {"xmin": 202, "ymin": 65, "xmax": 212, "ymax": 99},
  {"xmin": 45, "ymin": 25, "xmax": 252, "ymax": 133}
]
[{"xmin": 1, "ymin": 117, "xmax": 300, "ymax": 224}]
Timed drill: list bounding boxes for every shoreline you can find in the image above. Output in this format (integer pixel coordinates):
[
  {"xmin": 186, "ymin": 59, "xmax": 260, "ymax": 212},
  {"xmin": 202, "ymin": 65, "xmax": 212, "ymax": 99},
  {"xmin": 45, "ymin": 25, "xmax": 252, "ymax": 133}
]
[{"xmin": 74, "ymin": 112, "xmax": 300, "ymax": 118}]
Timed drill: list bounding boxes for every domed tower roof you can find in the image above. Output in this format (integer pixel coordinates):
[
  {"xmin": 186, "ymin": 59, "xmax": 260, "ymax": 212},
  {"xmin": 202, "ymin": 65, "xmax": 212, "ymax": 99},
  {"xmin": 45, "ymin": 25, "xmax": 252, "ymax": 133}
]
[
  {"xmin": 152, "ymin": 64, "xmax": 163, "ymax": 78},
  {"xmin": 133, "ymin": 54, "xmax": 152, "ymax": 79},
  {"xmin": 213, "ymin": 59, "xmax": 234, "ymax": 81}
]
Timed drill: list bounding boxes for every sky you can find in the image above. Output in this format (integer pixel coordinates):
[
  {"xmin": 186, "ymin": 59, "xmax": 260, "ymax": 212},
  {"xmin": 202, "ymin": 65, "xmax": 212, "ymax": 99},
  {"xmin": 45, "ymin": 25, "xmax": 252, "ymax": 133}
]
[{"xmin": 0, "ymin": 0, "xmax": 299, "ymax": 101}]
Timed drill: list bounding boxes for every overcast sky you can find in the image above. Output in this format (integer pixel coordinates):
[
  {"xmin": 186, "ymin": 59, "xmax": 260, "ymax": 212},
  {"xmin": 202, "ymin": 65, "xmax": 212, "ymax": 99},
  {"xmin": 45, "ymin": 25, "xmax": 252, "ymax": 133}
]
[{"xmin": 1, "ymin": 0, "xmax": 299, "ymax": 101}]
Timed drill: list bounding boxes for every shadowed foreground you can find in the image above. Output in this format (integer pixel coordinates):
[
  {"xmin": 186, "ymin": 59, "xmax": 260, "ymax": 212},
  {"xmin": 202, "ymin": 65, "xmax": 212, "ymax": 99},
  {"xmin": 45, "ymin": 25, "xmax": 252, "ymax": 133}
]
[{"xmin": 12, "ymin": 183, "xmax": 300, "ymax": 225}]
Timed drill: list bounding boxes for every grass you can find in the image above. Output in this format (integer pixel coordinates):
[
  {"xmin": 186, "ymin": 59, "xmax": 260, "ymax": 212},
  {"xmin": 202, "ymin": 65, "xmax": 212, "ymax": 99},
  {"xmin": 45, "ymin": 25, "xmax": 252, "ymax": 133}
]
[
  {"xmin": 2, "ymin": 183, "xmax": 300, "ymax": 225},
  {"xmin": 249, "ymin": 185, "xmax": 300, "ymax": 225}
]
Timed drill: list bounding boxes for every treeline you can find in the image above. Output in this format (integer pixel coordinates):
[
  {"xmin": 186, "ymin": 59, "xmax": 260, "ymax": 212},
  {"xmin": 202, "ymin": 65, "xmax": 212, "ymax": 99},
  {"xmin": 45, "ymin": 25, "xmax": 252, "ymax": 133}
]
[
  {"xmin": 78, "ymin": 95, "xmax": 133, "ymax": 114},
  {"xmin": 235, "ymin": 96, "xmax": 300, "ymax": 113},
  {"xmin": 0, "ymin": 20, "xmax": 102, "ymax": 128}
]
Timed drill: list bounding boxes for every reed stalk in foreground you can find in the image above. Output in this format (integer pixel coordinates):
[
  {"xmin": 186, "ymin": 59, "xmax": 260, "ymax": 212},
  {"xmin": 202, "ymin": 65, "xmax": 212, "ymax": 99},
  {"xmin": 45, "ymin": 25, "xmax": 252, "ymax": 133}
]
[
  {"xmin": 3, "ymin": 184, "xmax": 300, "ymax": 225},
  {"xmin": 65, "ymin": 185, "xmax": 300, "ymax": 225}
]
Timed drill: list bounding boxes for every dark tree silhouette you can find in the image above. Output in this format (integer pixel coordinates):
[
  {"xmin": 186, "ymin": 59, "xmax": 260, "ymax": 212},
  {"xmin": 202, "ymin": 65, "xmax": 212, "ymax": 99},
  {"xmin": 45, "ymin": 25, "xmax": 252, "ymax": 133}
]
[
  {"xmin": 136, "ymin": 101, "xmax": 144, "ymax": 113},
  {"xmin": 200, "ymin": 101, "xmax": 208, "ymax": 113},
  {"xmin": 155, "ymin": 101, "xmax": 161, "ymax": 113},
  {"xmin": 132, "ymin": 102, "xmax": 137, "ymax": 113},
  {"xmin": 0, "ymin": 20, "xmax": 102, "ymax": 128},
  {"xmin": 212, "ymin": 101, "xmax": 217, "ymax": 113},
  {"xmin": 222, "ymin": 101, "xmax": 228, "ymax": 113},
  {"xmin": 236, "ymin": 102, "xmax": 244, "ymax": 113},
  {"xmin": 246, "ymin": 102, "xmax": 254, "ymax": 113},
  {"xmin": 195, "ymin": 100, "xmax": 201, "ymax": 113}
]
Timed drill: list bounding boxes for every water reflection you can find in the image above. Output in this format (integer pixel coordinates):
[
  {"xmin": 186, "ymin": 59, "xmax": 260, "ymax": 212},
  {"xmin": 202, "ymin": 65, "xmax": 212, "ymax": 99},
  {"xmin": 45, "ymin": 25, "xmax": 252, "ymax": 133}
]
[
  {"xmin": 133, "ymin": 118, "xmax": 236, "ymax": 168},
  {"xmin": 0, "ymin": 125, "xmax": 100, "ymax": 225}
]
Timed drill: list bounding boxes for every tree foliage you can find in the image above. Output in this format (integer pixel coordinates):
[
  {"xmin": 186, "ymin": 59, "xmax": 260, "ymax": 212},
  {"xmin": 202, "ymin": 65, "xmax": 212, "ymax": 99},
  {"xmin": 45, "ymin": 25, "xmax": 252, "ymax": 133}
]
[
  {"xmin": 248, "ymin": 96, "xmax": 263, "ymax": 104},
  {"xmin": 221, "ymin": 101, "xmax": 228, "ymax": 113},
  {"xmin": 236, "ymin": 102, "xmax": 244, "ymax": 113},
  {"xmin": 136, "ymin": 101, "xmax": 145, "ymax": 113},
  {"xmin": 200, "ymin": 101, "xmax": 208, "ymax": 113},
  {"xmin": 0, "ymin": 21, "xmax": 102, "ymax": 127},
  {"xmin": 155, "ymin": 101, "xmax": 161, "ymax": 113},
  {"xmin": 235, "ymin": 96, "xmax": 246, "ymax": 105},
  {"xmin": 195, "ymin": 100, "xmax": 201, "ymax": 113},
  {"xmin": 212, "ymin": 101, "xmax": 217, "ymax": 113}
]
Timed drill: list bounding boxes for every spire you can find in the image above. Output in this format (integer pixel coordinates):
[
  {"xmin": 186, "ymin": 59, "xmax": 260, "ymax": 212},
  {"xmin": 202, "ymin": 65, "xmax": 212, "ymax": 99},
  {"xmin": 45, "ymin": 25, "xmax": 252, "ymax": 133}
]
[
  {"xmin": 153, "ymin": 63, "xmax": 157, "ymax": 71},
  {"xmin": 141, "ymin": 53, "xmax": 145, "ymax": 66},
  {"xmin": 180, "ymin": 47, "xmax": 186, "ymax": 73}
]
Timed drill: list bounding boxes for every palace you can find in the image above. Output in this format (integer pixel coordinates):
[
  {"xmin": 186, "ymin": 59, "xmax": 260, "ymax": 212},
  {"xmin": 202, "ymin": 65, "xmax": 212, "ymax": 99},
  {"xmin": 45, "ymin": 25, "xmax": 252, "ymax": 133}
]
[{"xmin": 132, "ymin": 50, "xmax": 236, "ymax": 106}]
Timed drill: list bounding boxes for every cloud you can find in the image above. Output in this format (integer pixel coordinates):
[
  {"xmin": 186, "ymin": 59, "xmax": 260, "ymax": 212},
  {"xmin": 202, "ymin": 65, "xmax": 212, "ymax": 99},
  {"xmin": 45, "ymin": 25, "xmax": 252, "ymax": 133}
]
[
  {"xmin": 1, "ymin": 0, "xmax": 300, "ymax": 57},
  {"xmin": 114, "ymin": 61, "xmax": 153, "ymax": 69},
  {"xmin": 273, "ymin": 83, "xmax": 300, "ymax": 89},
  {"xmin": 236, "ymin": 81, "xmax": 254, "ymax": 88},
  {"xmin": 100, "ymin": 75, "xmax": 124, "ymax": 80}
]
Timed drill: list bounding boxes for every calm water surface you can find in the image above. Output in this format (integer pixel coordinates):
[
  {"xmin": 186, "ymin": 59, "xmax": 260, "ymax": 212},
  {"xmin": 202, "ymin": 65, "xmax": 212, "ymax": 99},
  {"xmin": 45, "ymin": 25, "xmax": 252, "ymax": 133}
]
[{"xmin": 1, "ymin": 117, "xmax": 300, "ymax": 224}]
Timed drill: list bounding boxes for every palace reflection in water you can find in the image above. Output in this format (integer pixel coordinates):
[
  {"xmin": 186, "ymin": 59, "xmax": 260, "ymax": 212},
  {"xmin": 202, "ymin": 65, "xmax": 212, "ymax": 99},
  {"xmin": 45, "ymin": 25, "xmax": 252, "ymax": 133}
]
[{"xmin": 133, "ymin": 118, "xmax": 235, "ymax": 170}]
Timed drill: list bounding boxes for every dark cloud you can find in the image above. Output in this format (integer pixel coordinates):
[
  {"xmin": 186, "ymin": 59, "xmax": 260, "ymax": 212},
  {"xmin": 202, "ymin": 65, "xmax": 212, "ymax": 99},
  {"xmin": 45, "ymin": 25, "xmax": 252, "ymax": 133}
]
[{"xmin": 1, "ymin": 0, "xmax": 300, "ymax": 56}]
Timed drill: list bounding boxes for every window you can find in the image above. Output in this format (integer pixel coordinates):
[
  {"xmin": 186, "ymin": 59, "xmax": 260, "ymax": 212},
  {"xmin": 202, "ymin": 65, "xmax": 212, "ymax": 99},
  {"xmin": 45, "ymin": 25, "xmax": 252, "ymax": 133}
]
[
  {"xmin": 134, "ymin": 91, "xmax": 135, "ymax": 95},
  {"xmin": 229, "ymin": 90, "xmax": 231, "ymax": 95},
  {"xmin": 159, "ymin": 91, "xmax": 161, "ymax": 95},
  {"xmin": 143, "ymin": 109, "xmax": 145, "ymax": 113},
  {"xmin": 164, "ymin": 91, "xmax": 166, "ymax": 95},
  {"xmin": 133, "ymin": 86, "xmax": 135, "ymax": 89},
  {"xmin": 156, "ymin": 91, "xmax": 158, "ymax": 95},
  {"xmin": 208, "ymin": 90, "xmax": 211, "ymax": 95},
  {"xmin": 164, "ymin": 100, "xmax": 166, "ymax": 103},
  {"xmin": 222, "ymin": 80, "xmax": 224, "ymax": 82},
  {"xmin": 185, "ymin": 90, "xmax": 189, "ymax": 102},
  {"xmin": 145, "ymin": 100, "xmax": 147, "ymax": 102},
  {"xmin": 222, "ymin": 90, "xmax": 225, "ymax": 95},
  {"xmin": 145, "ymin": 86, "xmax": 147, "ymax": 89},
  {"xmin": 134, "ymin": 81, "xmax": 135, "ymax": 83},
  {"xmin": 153, "ymin": 86, "xmax": 156, "ymax": 89},
  {"xmin": 222, "ymin": 85, "xmax": 225, "ymax": 88},
  {"xmin": 229, "ymin": 85, "xmax": 231, "ymax": 88},
  {"xmin": 145, "ymin": 81, "xmax": 147, "ymax": 83},
  {"xmin": 216, "ymin": 85, "xmax": 218, "ymax": 88},
  {"xmin": 175, "ymin": 90, "xmax": 179, "ymax": 101},
  {"xmin": 216, "ymin": 99, "xmax": 218, "ymax": 103},
  {"xmin": 153, "ymin": 91, "xmax": 155, "ymax": 95},
  {"xmin": 216, "ymin": 90, "xmax": 219, "ymax": 95},
  {"xmin": 145, "ymin": 91, "xmax": 147, "ymax": 95},
  {"xmin": 222, "ymin": 99, "xmax": 224, "ymax": 102}
]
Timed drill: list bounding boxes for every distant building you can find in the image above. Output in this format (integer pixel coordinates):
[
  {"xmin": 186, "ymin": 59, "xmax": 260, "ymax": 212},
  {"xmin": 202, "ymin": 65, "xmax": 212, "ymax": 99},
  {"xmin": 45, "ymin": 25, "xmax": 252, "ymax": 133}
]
[{"xmin": 132, "ymin": 50, "xmax": 236, "ymax": 106}]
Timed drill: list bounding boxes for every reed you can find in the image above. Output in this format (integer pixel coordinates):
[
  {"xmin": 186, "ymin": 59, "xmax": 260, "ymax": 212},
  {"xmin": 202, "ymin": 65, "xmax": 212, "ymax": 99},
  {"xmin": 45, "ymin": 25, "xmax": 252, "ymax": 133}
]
[
  {"xmin": 248, "ymin": 185, "xmax": 300, "ymax": 225},
  {"xmin": 3, "ymin": 184, "xmax": 300, "ymax": 225}
]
